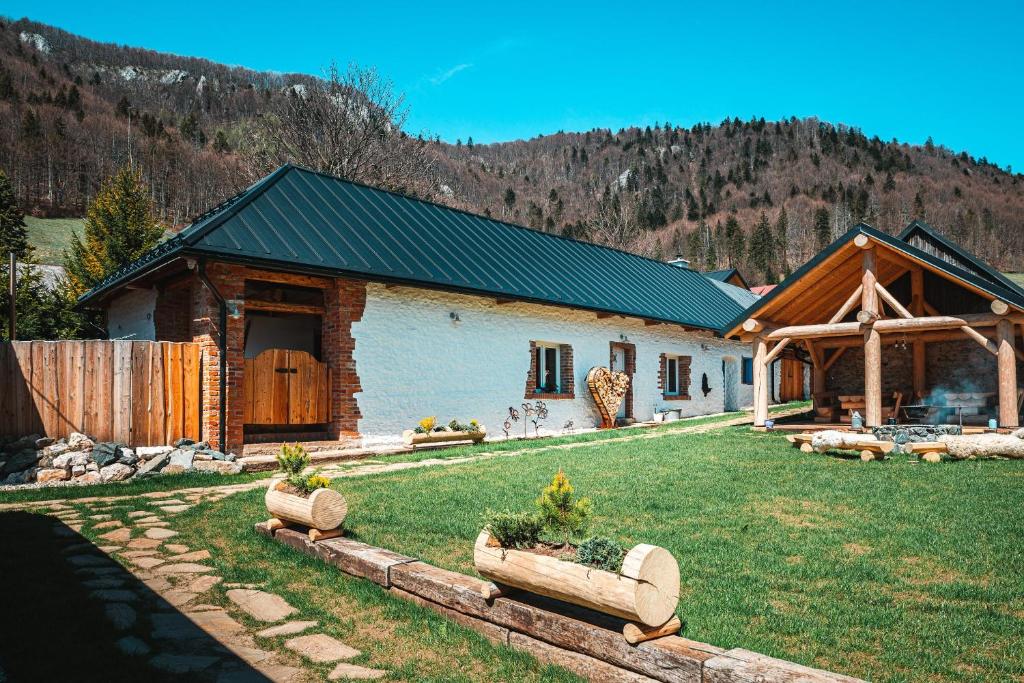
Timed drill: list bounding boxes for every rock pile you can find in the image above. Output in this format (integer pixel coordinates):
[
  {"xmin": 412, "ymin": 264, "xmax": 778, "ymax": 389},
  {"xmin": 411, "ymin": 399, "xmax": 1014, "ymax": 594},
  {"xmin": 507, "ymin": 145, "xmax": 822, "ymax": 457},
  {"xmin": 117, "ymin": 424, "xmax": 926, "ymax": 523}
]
[{"xmin": 0, "ymin": 434, "xmax": 240, "ymax": 488}]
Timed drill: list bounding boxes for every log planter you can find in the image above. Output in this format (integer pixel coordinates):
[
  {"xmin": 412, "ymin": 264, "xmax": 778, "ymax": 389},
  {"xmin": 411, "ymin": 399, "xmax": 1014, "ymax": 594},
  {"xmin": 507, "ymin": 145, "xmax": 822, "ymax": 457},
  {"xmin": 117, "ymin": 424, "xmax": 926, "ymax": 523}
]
[
  {"xmin": 473, "ymin": 529, "xmax": 680, "ymax": 627},
  {"xmin": 402, "ymin": 427, "xmax": 486, "ymax": 447},
  {"xmin": 264, "ymin": 479, "xmax": 348, "ymax": 541}
]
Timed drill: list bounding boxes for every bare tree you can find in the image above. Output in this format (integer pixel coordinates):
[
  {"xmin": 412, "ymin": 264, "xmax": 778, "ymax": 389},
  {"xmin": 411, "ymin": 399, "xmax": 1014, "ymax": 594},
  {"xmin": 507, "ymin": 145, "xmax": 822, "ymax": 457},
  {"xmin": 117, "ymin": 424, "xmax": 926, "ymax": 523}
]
[{"xmin": 242, "ymin": 62, "xmax": 438, "ymax": 198}]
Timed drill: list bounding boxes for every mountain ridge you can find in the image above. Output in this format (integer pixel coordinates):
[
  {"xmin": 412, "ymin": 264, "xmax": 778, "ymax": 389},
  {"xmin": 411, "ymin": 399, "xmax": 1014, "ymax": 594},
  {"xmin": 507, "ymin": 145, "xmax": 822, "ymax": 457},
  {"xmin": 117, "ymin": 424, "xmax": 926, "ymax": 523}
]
[{"xmin": 3, "ymin": 15, "xmax": 1022, "ymax": 281}]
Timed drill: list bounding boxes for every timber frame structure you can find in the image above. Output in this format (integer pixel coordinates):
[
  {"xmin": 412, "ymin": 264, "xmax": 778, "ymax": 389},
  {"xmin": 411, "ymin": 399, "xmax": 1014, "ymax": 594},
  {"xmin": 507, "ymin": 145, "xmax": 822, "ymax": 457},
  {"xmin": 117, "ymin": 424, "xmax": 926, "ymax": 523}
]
[{"xmin": 724, "ymin": 222, "xmax": 1024, "ymax": 429}]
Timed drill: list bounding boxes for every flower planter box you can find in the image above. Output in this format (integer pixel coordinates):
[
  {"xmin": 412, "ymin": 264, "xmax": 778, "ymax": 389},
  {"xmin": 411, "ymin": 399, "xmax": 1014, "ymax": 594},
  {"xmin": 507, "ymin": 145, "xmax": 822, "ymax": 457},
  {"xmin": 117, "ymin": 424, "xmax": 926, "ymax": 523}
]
[
  {"xmin": 402, "ymin": 427, "xmax": 486, "ymax": 447},
  {"xmin": 264, "ymin": 479, "xmax": 348, "ymax": 538},
  {"xmin": 473, "ymin": 529, "xmax": 680, "ymax": 627}
]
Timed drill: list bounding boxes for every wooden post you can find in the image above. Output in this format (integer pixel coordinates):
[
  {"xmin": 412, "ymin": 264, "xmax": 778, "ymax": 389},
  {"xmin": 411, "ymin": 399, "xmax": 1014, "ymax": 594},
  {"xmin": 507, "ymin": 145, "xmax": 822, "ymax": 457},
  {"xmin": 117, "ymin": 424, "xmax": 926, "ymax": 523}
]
[
  {"xmin": 7, "ymin": 251, "xmax": 15, "ymax": 341},
  {"xmin": 753, "ymin": 335, "xmax": 769, "ymax": 427},
  {"xmin": 862, "ymin": 247, "xmax": 882, "ymax": 427},
  {"xmin": 911, "ymin": 269, "xmax": 926, "ymax": 400},
  {"xmin": 997, "ymin": 318, "xmax": 1019, "ymax": 428}
]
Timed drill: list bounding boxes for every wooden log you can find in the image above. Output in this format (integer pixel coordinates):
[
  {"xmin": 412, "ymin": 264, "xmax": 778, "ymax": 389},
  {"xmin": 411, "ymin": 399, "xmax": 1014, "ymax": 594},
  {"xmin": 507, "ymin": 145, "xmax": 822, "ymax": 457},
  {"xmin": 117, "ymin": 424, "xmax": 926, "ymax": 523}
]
[
  {"xmin": 997, "ymin": 318, "xmax": 1019, "ymax": 428},
  {"xmin": 473, "ymin": 530, "xmax": 680, "ymax": 627},
  {"xmin": 853, "ymin": 233, "xmax": 871, "ymax": 249},
  {"xmin": 765, "ymin": 312, "xmax": 1024, "ymax": 341},
  {"xmin": 264, "ymin": 480, "xmax": 348, "ymax": 531},
  {"xmin": 905, "ymin": 442, "xmax": 948, "ymax": 454},
  {"xmin": 829, "ymin": 284, "xmax": 864, "ymax": 325},
  {"xmin": 704, "ymin": 647, "xmax": 865, "ymax": 683},
  {"xmin": 763, "ymin": 338, "xmax": 791, "ymax": 365},
  {"xmin": 266, "ymin": 517, "xmax": 288, "ymax": 532},
  {"xmin": 741, "ymin": 318, "xmax": 764, "ymax": 333},
  {"xmin": 481, "ymin": 581, "xmax": 508, "ymax": 601},
  {"xmin": 991, "ymin": 299, "xmax": 1010, "ymax": 316},
  {"xmin": 309, "ymin": 528, "xmax": 344, "ymax": 543},
  {"xmin": 862, "ymin": 247, "xmax": 882, "ymax": 428},
  {"xmin": 753, "ymin": 336, "xmax": 768, "ymax": 427},
  {"xmin": 402, "ymin": 427, "xmax": 487, "ymax": 447},
  {"xmin": 623, "ymin": 617, "xmax": 682, "ymax": 645}
]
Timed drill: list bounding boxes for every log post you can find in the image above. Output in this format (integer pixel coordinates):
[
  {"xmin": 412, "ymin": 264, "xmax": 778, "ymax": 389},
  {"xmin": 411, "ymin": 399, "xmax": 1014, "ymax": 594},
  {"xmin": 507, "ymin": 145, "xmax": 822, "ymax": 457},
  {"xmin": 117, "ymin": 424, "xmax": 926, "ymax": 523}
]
[
  {"xmin": 862, "ymin": 247, "xmax": 882, "ymax": 427},
  {"xmin": 753, "ymin": 335, "xmax": 769, "ymax": 427},
  {"xmin": 997, "ymin": 318, "xmax": 1019, "ymax": 428},
  {"xmin": 911, "ymin": 269, "xmax": 926, "ymax": 400}
]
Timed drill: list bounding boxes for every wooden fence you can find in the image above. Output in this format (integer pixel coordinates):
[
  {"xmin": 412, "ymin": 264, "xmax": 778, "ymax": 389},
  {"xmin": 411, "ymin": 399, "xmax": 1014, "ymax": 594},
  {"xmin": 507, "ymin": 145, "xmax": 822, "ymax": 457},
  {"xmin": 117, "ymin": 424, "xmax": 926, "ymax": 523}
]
[{"xmin": 0, "ymin": 341, "xmax": 202, "ymax": 446}]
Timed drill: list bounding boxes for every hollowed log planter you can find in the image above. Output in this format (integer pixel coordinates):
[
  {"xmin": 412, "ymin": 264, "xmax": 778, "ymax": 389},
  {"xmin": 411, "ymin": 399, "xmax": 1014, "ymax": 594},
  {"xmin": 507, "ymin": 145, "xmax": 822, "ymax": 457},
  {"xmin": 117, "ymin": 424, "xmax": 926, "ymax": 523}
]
[
  {"xmin": 402, "ymin": 427, "xmax": 486, "ymax": 447},
  {"xmin": 473, "ymin": 530, "xmax": 680, "ymax": 627},
  {"xmin": 264, "ymin": 479, "xmax": 348, "ymax": 531}
]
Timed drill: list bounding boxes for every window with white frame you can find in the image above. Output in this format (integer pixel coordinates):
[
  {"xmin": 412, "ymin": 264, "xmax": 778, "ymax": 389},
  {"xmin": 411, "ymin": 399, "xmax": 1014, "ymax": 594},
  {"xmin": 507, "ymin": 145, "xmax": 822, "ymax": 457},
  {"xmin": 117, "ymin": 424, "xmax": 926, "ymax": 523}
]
[
  {"xmin": 660, "ymin": 353, "xmax": 691, "ymax": 399},
  {"xmin": 665, "ymin": 355, "xmax": 681, "ymax": 395},
  {"xmin": 535, "ymin": 343, "xmax": 560, "ymax": 393}
]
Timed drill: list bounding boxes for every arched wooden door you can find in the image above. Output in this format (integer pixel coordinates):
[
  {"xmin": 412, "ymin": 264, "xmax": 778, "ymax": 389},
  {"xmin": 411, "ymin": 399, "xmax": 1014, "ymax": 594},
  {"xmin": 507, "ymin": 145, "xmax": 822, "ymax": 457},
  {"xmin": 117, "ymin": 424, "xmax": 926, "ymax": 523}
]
[{"xmin": 243, "ymin": 349, "xmax": 331, "ymax": 425}]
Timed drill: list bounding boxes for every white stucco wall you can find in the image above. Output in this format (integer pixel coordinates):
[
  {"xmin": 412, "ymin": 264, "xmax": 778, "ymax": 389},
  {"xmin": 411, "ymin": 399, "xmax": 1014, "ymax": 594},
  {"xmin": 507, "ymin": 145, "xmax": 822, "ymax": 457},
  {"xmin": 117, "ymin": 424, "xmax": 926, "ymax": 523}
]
[
  {"xmin": 352, "ymin": 284, "xmax": 759, "ymax": 445},
  {"xmin": 106, "ymin": 288, "xmax": 157, "ymax": 340}
]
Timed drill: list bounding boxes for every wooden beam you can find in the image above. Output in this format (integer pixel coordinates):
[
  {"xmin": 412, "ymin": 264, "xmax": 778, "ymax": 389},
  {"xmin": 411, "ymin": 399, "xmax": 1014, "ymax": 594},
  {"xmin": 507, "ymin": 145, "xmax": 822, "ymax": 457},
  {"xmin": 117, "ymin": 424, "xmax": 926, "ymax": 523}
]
[
  {"xmin": 244, "ymin": 300, "xmax": 325, "ymax": 316},
  {"xmin": 855, "ymin": 310, "xmax": 879, "ymax": 325},
  {"xmin": 911, "ymin": 269, "xmax": 926, "ymax": 400},
  {"xmin": 874, "ymin": 282, "xmax": 913, "ymax": 319},
  {"xmin": 764, "ymin": 338, "xmax": 791, "ymax": 365},
  {"xmin": 997, "ymin": 319, "xmax": 1019, "ymax": 428},
  {"xmin": 644, "ymin": 320, "xmax": 662, "ymax": 327},
  {"xmin": 862, "ymin": 246, "xmax": 882, "ymax": 427},
  {"xmin": 495, "ymin": 298, "xmax": 515, "ymax": 305},
  {"xmin": 246, "ymin": 271, "xmax": 333, "ymax": 289},
  {"xmin": 753, "ymin": 336, "xmax": 769, "ymax": 427},
  {"xmin": 742, "ymin": 318, "xmax": 766, "ymax": 333},
  {"xmin": 765, "ymin": 312, "xmax": 1024, "ymax": 341},
  {"xmin": 853, "ymin": 233, "xmax": 872, "ymax": 249},
  {"xmin": 829, "ymin": 284, "xmax": 863, "ymax": 325},
  {"xmin": 595, "ymin": 312, "xmax": 614, "ymax": 319},
  {"xmin": 959, "ymin": 325, "xmax": 999, "ymax": 356}
]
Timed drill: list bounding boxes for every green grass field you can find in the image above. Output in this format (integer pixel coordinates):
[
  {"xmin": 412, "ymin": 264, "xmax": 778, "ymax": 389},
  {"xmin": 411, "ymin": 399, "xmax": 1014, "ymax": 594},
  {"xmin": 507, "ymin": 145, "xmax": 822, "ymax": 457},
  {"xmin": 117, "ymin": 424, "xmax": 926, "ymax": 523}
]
[
  {"xmin": 24, "ymin": 216, "xmax": 84, "ymax": 265},
  {"xmin": 203, "ymin": 425, "xmax": 1021, "ymax": 682}
]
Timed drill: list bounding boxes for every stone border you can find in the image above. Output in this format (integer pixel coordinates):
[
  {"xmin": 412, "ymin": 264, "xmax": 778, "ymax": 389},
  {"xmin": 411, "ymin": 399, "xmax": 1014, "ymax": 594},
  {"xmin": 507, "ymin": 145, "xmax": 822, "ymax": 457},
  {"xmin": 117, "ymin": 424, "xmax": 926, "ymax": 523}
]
[{"xmin": 257, "ymin": 524, "xmax": 863, "ymax": 683}]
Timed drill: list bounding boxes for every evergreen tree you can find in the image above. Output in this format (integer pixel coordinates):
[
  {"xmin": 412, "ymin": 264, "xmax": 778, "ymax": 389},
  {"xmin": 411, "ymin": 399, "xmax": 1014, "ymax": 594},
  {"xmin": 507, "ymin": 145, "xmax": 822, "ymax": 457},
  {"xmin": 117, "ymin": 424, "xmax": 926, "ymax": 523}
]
[
  {"xmin": 814, "ymin": 207, "xmax": 831, "ymax": 250},
  {"xmin": 774, "ymin": 206, "xmax": 790, "ymax": 278},
  {"xmin": 749, "ymin": 211, "xmax": 777, "ymax": 283},
  {"xmin": 0, "ymin": 169, "xmax": 31, "ymax": 259},
  {"xmin": 724, "ymin": 215, "xmax": 745, "ymax": 269},
  {"xmin": 64, "ymin": 166, "xmax": 163, "ymax": 297},
  {"xmin": 913, "ymin": 192, "xmax": 926, "ymax": 218}
]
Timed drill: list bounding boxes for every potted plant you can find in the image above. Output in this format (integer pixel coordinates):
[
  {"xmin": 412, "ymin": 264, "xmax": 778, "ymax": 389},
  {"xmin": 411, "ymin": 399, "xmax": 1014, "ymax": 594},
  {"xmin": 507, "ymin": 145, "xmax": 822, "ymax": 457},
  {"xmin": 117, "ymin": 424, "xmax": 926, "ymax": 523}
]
[
  {"xmin": 264, "ymin": 444, "xmax": 348, "ymax": 541},
  {"xmin": 402, "ymin": 416, "xmax": 486, "ymax": 446},
  {"xmin": 473, "ymin": 471, "xmax": 680, "ymax": 628}
]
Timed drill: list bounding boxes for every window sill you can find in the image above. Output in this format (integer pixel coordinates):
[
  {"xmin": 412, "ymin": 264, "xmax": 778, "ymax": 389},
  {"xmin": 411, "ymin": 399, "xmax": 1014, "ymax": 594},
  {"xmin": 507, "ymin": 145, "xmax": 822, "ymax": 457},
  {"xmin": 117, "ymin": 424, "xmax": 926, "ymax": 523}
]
[
  {"xmin": 662, "ymin": 394, "xmax": 691, "ymax": 401},
  {"xmin": 527, "ymin": 392, "xmax": 575, "ymax": 400}
]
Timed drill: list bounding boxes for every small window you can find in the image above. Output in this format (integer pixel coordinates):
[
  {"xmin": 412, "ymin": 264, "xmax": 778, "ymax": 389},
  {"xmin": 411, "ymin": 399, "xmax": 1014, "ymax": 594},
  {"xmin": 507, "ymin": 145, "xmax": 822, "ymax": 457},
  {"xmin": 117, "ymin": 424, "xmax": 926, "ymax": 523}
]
[
  {"xmin": 535, "ymin": 344, "xmax": 560, "ymax": 393},
  {"xmin": 742, "ymin": 357, "xmax": 754, "ymax": 385},
  {"xmin": 666, "ymin": 357, "xmax": 680, "ymax": 395}
]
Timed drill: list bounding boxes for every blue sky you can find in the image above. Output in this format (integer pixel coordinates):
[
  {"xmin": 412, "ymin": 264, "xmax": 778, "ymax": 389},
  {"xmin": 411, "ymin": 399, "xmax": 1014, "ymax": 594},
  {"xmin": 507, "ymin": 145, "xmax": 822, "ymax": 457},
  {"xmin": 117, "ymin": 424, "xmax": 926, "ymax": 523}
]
[{"xmin": 8, "ymin": 1, "xmax": 1023, "ymax": 169}]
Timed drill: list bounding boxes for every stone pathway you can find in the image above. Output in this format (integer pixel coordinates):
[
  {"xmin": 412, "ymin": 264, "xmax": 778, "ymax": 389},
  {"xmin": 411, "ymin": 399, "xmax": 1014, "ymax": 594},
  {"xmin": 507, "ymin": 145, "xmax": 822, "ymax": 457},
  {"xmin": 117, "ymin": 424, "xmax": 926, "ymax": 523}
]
[{"xmin": 44, "ymin": 490, "xmax": 387, "ymax": 681}]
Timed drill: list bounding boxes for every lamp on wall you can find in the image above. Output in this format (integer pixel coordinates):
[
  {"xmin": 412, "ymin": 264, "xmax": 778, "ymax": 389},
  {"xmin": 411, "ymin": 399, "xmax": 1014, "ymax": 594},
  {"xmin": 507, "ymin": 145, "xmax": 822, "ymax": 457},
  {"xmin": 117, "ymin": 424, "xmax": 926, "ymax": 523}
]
[
  {"xmin": 700, "ymin": 343, "xmax": 711, "ymax": 351},
  {"xmin": 619, "ymin": 333, "xmax": 629, "ymax": 342},
  {"xmin": 449, "ymin": 311, "xmax": 461, "ymax": 322}
]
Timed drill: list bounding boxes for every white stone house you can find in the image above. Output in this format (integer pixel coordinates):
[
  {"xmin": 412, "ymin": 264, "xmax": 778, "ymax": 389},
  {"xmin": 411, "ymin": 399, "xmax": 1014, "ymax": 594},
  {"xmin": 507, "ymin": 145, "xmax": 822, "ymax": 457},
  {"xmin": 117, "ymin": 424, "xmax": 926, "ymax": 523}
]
[{"xmin": 81, "ymin": 165, "xmax": 792, "ymax": 452}]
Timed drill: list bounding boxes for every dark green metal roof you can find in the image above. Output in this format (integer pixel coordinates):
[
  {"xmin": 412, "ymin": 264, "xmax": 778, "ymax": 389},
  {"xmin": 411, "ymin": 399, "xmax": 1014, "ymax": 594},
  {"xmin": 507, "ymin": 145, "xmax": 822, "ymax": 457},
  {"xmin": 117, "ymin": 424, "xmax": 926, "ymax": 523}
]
[
  {"xmin": 724, "ymin": 222, "xmax": 1024, "ymax": 335},
  {"xmin": 703, "ymin": 267, "xmax": 749, "ymax": 289},
  {"xmin": 897, "ymin": 219, "xmax": 1024, "ymax": 299},
  {"xmin": 81, "ymin": 164, "xmax": 746, "ymax": 331}
]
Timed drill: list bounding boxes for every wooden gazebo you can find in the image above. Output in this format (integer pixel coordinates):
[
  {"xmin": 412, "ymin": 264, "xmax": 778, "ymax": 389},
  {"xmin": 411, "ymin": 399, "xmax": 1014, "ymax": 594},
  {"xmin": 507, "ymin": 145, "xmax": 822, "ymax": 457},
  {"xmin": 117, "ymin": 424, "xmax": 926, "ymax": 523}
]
[{"xmin": 724, "ymin": 222, "xmax": 1024, "ymax": 429}]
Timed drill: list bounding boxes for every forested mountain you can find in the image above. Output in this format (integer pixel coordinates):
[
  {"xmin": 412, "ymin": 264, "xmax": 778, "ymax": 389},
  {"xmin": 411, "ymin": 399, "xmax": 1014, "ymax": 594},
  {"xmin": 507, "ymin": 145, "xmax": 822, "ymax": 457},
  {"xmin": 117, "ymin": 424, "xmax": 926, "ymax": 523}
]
[{"xmin": 3, "ymin": 16, "xmax": 1023, "ymax": 283}]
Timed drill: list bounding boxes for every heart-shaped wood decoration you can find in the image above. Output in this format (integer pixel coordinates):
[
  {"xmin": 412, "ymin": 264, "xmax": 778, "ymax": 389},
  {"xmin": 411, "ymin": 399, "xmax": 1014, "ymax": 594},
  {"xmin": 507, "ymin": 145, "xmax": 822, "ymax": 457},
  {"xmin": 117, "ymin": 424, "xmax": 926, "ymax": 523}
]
[{"xmin": 586, "ymin": 366, "xmax": 631, "ymax": 428}]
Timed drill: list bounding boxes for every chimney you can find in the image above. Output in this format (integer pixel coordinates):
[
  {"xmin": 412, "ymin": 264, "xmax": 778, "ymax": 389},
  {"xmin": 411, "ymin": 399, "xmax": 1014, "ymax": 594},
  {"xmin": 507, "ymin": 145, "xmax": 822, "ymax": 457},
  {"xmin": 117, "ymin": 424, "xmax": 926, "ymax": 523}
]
[{"xmin": 667, "ymin": 254, "xmax": 691, "ymax": 269}]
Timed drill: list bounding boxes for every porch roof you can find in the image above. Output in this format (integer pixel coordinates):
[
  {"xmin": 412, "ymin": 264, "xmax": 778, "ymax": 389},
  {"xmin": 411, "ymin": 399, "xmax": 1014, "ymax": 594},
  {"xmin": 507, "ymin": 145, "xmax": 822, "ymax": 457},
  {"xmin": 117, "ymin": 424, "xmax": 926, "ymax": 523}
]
[
  {"xmin": 79, "ymin": 164, "xmax": 747, "ymax": 332},
  {"xmin": 723, "ymin": 223, "xmax": 1024, "ymax": 337}
]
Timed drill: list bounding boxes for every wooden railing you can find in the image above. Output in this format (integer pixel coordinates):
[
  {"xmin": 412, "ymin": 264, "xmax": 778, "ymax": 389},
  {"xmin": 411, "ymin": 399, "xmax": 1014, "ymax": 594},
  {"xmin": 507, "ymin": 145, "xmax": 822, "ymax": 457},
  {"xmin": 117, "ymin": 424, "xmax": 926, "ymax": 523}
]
[{"xmin": 0, "ymin": 340, "xmax": 201, "ymax": 446}]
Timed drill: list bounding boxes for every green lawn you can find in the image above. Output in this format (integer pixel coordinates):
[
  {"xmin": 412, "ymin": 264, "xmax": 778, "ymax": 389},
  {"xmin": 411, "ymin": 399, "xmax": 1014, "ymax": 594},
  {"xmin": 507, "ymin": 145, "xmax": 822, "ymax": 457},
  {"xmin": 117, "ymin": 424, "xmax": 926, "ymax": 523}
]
[
  {"xmin": 24, "ymin": 216, "xmax": 84, "ymax": 265},
  {"xmin": 320, "ymin": 427, "xmax": 1022, "ymax": 682}
]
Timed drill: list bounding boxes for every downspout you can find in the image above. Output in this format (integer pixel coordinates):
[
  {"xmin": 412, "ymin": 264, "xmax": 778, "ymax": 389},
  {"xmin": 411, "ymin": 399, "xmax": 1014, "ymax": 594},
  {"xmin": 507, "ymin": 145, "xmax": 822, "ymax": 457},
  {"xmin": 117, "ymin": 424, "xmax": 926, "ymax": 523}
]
[{"xmin": 196, "ymin": 259, "xmax": 227, "ymax": 452}]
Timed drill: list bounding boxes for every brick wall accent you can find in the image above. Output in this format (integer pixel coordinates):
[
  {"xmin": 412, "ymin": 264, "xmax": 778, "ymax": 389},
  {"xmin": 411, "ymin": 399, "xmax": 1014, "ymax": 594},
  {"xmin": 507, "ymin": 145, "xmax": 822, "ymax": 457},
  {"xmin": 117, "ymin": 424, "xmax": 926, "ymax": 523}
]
[
  {"xmin": 610, "ymin": 342, "xmax": 636, "ymax": 419},
  {"xmin": 524, "ymin": 341, "xmax": 575, "ymax": 399},
  {"xmin": 658, "ymin": 353, "xmax": 692, "ymax": 401},
  {"xmin": 154, "ymin": 282, "xmax": 193, "ymax": 342},
  {"xmin": 323, "ymin": 276, "xmax": 368, "ymax": 439}
]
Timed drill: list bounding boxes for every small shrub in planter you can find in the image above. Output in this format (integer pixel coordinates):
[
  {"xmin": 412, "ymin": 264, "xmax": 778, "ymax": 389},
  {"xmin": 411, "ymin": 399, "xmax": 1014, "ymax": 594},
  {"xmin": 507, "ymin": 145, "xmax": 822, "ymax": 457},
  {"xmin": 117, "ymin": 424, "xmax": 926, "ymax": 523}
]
[
  {"xmin": 575, "ymin": 536, "xmax": 626, "ymax": 572},
  {"xmin": 536, "ymin": 470, "xmax": 592, "ymax": 545},
  {"xmin": 482, "ymin": 510, "xmax": 544, "ymax": 549},
  {"xmin": 265, "ymin": 444, "xmax": 347, "ymax": 536}
]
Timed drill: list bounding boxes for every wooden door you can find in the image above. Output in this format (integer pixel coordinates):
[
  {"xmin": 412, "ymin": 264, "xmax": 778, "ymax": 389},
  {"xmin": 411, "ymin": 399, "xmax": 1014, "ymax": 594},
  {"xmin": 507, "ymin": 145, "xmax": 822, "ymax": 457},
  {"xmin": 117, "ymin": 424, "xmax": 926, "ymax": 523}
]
[
  {"xmin": 244, "ymin": 349, "xmax": 331, "ymax": 425},
  {"xmin": 780, "ymin": 358, "xmax": 805, "ymax": 402}
]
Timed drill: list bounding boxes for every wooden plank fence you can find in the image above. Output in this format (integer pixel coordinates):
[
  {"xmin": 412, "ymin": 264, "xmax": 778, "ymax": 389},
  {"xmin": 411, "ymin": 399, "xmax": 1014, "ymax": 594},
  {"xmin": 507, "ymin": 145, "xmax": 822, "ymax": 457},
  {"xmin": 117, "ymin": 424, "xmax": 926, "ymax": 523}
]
[{"xmin": 0, "ymin": 340, "xmax": 202, "ymax": 446}]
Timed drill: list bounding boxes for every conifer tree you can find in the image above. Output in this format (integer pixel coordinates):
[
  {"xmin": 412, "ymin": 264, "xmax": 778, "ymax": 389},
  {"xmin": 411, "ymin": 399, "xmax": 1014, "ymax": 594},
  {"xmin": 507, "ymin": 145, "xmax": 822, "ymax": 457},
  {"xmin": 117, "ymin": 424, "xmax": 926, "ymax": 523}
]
[
  {"xmin": 0, "ymin": 169, "xmax": 31, "ymax": 259},
  {"xmin": 749, "ymin": 211, "xmax": 776, "ymax": 283},
  {"xmin": 64, "ymin": 166, "xmax": 163, "ymax": 297},
  {"xmin": 724, "ymin": 215, "xmax": 745, "ymax": 269},
  {"xmin": 775, "ymin": 206, "xmax": 790, "ymax": 278},
  {"xmin": 814, "ymin": 207, "xmax": 831, "ymax": 250}
]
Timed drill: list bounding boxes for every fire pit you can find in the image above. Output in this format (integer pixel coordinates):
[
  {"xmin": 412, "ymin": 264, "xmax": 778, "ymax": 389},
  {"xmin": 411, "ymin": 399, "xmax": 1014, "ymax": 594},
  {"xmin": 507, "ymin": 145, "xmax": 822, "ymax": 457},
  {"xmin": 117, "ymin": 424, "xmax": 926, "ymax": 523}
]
[{"xmin": 873, "ymin": 423, "xmax": 962, "ymax": 450}]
